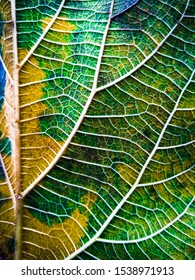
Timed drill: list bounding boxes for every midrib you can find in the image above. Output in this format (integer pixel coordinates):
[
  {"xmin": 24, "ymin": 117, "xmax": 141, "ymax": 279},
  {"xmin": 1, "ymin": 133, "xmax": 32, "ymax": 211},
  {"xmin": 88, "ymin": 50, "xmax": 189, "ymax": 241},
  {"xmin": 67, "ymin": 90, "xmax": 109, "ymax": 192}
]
[{"xmin": 11, "ymin": 0, "xmax": 22, "ymax": 260}]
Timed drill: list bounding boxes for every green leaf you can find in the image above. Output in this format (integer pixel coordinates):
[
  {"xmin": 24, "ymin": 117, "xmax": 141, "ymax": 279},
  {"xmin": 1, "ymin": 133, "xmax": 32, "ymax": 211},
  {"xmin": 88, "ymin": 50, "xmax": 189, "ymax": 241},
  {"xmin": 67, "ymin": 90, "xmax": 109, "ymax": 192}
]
[{"xmin": 0, "ymin": 0, "xmax": 194, "ymax": 260}]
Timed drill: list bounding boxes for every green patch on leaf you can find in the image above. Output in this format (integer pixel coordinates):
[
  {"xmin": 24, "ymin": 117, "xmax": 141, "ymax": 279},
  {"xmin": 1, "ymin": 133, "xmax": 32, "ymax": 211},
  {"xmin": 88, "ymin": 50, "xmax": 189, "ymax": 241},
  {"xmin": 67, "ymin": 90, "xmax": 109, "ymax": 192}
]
[
  {"xmin": 25, "ymin": 187, "xmax": 75, "ymax": 226},
  {"xmin": 0, "ymin": 133, "xmax": 11, "ymax": 156}
]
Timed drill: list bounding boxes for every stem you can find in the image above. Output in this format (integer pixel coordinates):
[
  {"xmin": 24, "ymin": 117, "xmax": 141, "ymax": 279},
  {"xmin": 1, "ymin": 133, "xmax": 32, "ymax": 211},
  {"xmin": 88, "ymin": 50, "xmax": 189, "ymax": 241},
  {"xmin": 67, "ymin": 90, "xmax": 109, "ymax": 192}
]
[
  {"xmin": 11, "ymin": 1, "xmax": 22, "ymax": 260},
  {"xmin": 15, "ymin": 197, "xmax": 23, "ymax": 260}
]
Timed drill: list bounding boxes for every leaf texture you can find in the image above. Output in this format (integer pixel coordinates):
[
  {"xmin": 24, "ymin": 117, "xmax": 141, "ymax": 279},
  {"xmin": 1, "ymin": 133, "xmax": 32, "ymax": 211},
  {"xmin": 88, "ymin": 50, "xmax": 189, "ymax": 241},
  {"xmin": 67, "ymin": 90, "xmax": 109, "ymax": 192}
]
[
  {"xmin": 112, "ymin": 0, "xmax": 140, "ymax": 18},
  {"xmin": 0, "ymin": 0, "xmax": 195, "ymax": 260}
]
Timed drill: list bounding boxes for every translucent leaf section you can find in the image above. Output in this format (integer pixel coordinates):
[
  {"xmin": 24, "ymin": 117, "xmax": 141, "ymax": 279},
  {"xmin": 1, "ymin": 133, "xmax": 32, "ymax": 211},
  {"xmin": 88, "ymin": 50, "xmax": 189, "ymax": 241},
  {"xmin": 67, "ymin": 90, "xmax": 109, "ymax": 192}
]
[
  {"xmin": 21, "ymin": 0, "xmax": 195, "ymax": 260},
  {"xmin": 17, "ymin": 0, "xmax": 112, "ymax": 191},
  {"xmin": 0, "ymin": 0, "xmax": 194, "ymax": 260}
]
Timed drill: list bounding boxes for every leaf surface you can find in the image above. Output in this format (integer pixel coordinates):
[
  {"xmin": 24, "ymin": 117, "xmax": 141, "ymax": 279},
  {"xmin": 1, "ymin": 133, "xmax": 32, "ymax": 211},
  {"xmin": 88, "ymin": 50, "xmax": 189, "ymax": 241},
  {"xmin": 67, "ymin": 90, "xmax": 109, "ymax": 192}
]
[
  {"xmin": 112, "ymin": 0, "xmax": 139, "ymax": 18},
  {"xmin": 0, "ymin": 0, "xmax": 194, "ymax": 260}
]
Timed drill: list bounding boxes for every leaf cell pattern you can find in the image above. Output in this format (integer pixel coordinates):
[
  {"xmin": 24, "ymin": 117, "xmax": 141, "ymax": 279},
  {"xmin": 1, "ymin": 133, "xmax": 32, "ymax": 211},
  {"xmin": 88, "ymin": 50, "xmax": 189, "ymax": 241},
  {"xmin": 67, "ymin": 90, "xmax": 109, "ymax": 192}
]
[{"xmin": 0, "ymin": 0, "xmax": 194, "ymax": 260}]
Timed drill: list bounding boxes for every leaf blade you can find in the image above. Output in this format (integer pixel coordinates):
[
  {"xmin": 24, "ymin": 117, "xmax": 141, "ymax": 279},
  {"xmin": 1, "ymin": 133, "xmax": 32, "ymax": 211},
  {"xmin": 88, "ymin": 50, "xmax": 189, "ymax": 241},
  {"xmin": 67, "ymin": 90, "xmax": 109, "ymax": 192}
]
[{"xmin": 0, "ymin": 0, "xmax": 194, "ymax": 260}]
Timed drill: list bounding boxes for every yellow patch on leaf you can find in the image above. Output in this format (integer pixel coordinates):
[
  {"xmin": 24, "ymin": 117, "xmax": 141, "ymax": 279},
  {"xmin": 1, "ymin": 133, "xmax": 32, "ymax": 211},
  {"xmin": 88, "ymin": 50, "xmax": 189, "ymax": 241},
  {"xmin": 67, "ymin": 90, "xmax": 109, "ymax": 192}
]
[
  {"xmin": 39, "ymin": 17, "xmax": 77, "ymax": 62},
  {"xmin": 41, "ymin": 16, "xmax": 77, "ymax": 48},
  {"xmin": 0, "ymin": 180, "xmax": 11, "ymax": 201},
  {"xmin": 81, "ymin": 192, "xmax": 98, "ymax": 211},
  {"xmin": 154, "ymin": 184, "xmax": 177, "ymax": 206},
  {"xmin": 0, "ymin": 194, "xmax": 15, "ymax": 259},
  {"xmin": 115, "ymin": 163, "xmax": 137, "ymax": 185},
  {"xmin": 22, "ymin": 192, "xmax": 98, "ymax": 259},
  {"xmin": 0, "ymin": 0, "xmax": 13, "ymax": 77},
  {"xmin": 19, "ymin": 50, "xmax": 46, "ymax": 84},
  {"xmin": 19, "ymin": 50, "xmax": 64, "ymax": 190},
  {"xmin": 178, "ymin": 171, "xmax": 195, "ymax": 197},
  {"xmin": 42, "ymin": 17, "xmax": 77, "ymax": 32}
]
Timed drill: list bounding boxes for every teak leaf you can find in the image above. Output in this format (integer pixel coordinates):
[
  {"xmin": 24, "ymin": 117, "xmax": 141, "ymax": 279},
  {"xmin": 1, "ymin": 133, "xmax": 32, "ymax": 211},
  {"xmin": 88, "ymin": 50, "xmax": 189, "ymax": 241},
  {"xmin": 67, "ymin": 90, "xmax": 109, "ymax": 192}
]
[{"xmin": 0, "ymin": 0, "xmax": 194, "ymax": 260}]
